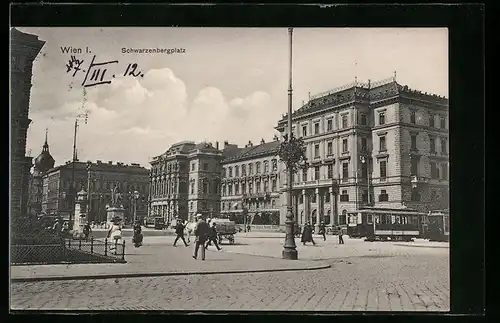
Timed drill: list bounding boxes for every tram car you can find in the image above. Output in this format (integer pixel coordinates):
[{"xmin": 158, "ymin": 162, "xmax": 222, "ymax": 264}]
[
  {"xmin": 426, "ymin": 210, "xmax": 449, "ymax": 242},
  {"xmin": 346, "ymin": 207, "xmax": 427, "ymax": 241}
]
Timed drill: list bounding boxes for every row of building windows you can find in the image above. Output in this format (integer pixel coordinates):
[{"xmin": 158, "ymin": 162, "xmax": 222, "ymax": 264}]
[
  {"xmin": 293, "ymin": 111, "xmax": 447, "ymax": 138},
  {"xmin": 221, "ymin": 200, "xmax": 278, "ymax": 211},
  {"xmin": 191, "ymin": 161, "xmax": 210, "ymax": 172},
  {"xmin": 222, "ymin": 179, "xmax": 278, "ymax": 196},
  {"xmin": 223, "ymin": 160, "xmax": 278, "ymax": 178},
  {"xmin": 189, "ymin": 179, "xmax": 219, "ymax": 195}
]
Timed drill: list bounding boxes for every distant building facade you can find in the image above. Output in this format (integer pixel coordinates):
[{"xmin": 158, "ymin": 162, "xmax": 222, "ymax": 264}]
[
  {"xmin": 276, "ymin": 76, "xmax": 449, "ymax": 228},
  {"xmin": 41, "ymin": 160, "xmax": 149, "ymax": 222},
  {"xmin": 10, "ymin": 28, "xmax": 45, "ymax": 217},
  {"xmin": 220, "ymin": 138, "xmax": 281, "ymax": 225},
  {"xmin": 149, "ymin": 141, "xmax": 223, "ymax": 223}
]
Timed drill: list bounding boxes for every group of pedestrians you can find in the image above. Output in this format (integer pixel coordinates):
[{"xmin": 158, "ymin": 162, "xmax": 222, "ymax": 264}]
[
  {"xmin": 173, "ymin": 214, "xmax": 222, "ymax": 261},
  {"xmin": 300, "ymin": 221, "xmax": 344, "ymax": 246}
]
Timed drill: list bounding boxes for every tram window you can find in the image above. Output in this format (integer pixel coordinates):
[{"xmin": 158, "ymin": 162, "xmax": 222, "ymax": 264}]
[
  {"xmin": 374, "ymin": 215, "xmax": 380, "ymax": 224},
  {"xmin": 395, "ymin": 216, "xmax": 401, "ymax": 224},
  {"xmin": 402, "ymin": 216, "xmax": 407, "ymax": 224},
  {"xmin": 367, "ymin": 214, "xmax": 373, "ymax": 224},
  {"xmin": 391, "ymin": 215, "xmax": 396, "ymax": 224}
]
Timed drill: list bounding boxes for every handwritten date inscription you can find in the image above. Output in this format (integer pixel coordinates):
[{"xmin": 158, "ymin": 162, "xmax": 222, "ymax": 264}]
[{"xmin": 66, "ymin": 55, "xmax": 144, "ymax": 87}]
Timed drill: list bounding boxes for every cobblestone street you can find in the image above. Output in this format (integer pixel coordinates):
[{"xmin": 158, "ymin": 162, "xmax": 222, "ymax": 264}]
[{"xmin": 10, "ymin": 235, "xmax": 449, "ymax": 312}]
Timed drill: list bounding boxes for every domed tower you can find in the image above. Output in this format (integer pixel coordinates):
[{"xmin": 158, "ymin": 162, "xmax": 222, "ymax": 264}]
[{"xmin": 29, "ymin": 129, "xmax": 55, "ymax": 215}]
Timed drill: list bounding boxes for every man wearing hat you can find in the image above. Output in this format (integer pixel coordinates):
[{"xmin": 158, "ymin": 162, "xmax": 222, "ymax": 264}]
[
  {"xmin": 192, "ymin": 214, "xmax": 209, "ymax": 260},
  {"xmin": 173, "ymin": 217, "xmax": 189, "ymax": 247},
  {"xmin": 205, "ymin": 221, "xmax": 222, "ymax": 251},
  {"xmin": 318, "ymin": 221, "xmax": 326, "ymax": 241}
]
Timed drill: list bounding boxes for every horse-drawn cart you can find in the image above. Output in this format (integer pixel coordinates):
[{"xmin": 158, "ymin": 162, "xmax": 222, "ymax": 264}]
[{"xmin": 213, "ymin": 220, "xmax": 237, "ymax": 245}]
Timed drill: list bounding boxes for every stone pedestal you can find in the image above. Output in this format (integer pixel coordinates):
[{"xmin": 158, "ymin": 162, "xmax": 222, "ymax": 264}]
[
  {"xmin": 107, "ymin": 207, "xmax": 125, "ymax": 228},
  {"xmin": 72, "ymin": 189, "xmax": 88, "ymax": 237}
]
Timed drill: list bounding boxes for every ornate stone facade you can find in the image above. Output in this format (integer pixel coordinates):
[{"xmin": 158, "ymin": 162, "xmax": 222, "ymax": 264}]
[
  {"xmin": 220, "ymin": 139, "xmax": 281, "ymax": 225},
  {"xmin": 276, "ymin": 76, "xmax": 449, "ymax": 228},
  {"xmin": 41, "ymin": 160, "xmax": 149, "ymax": 223},
  {"xmin": 10, "ymin": 28, "xmax": 45, "ymax": 217},
  {"xmin": 149, "ymin": 141, "xmax": 223, "ymax": 223}
]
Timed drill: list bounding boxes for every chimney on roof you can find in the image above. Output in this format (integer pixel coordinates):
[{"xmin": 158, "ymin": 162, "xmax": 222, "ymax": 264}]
[
  {"xmin": 260, "ymin": 138, "xmax": 265, "ymax": 145},
  {"xmin": 248, "ymin": 140, "xmax": 253, "ymax": 147},
  {"xmin": 216, "ymin": 141, "xmax": 219, "ymax": 150},
  {"xmin": 108, "ymin": 161, "xmax": 113, "ymax": 165},
  {"xmin": 96, "ymin": 160, "xmax": 102, "ymax": 164},
  {"xmin": 224, "ymin": 140, "xmax": 229, "ymax": 147},
  {"xmin": 273, "ymin": 134, "xmax": 279, "ymax": 141}
]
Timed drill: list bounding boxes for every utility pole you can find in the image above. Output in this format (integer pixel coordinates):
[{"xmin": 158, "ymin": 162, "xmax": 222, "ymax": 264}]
[{"xmin": 69, "ymin": 111, "xmax": 89, "ymax": 230}]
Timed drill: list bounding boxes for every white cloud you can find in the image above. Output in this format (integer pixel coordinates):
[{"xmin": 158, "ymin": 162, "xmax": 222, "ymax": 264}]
[{"xmin": 27, "ymin": 67, "xmax": 281, "ymax": 168}]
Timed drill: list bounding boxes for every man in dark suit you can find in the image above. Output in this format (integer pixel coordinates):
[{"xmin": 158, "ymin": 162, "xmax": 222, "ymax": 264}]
[
  {"xmin": 205, "ymin": 222, "xmax": 222, "ymax": 251},
  {"xmin": 192, "ymin": 214, "xmax": 209, "ymax": 260},
  {"xmin": 173, "ymin": 217, "xmax": 189, "ymax": 247}
]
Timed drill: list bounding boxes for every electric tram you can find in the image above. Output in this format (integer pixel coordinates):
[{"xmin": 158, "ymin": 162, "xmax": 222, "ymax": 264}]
[
  {"xmin": 426, "ymin": 210, "xmax": 449, "ymax": 242},
  {"xmin": 346, "ymin": 207, "xmax": 427, "ymax": 241}
]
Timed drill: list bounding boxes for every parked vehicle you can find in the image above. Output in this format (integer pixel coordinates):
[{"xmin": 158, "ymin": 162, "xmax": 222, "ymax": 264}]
[{"xmin": 211, "ymin": 219, "xmax": 237, "ymax": 244}]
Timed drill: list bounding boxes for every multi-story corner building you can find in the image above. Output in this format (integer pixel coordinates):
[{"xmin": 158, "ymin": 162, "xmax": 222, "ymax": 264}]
[
  {"xmin": 41, "ymin": 160, "xmax": 149, "ymax": 222},
  {"xmin": 220, "ymin": 138, "xmax": 281, "ymax": 225},
  {"xmin": 10, "ymin": 28, "xmax": 45, "ymax": 217},
  {"xmin": 276, "ymin": 76, "xmax": 449, "ymax": 229},
  {"xmin": 149, "ymin": 141, "xmax": 223, "ymax": 223},
  {"xmin": 28, "ymin": 130, "xmax": 55, "ymax": 215}
]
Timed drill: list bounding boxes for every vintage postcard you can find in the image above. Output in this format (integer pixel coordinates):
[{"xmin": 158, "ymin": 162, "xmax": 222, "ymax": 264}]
[{"xmin": 10, "ymin": 27, "xmax": 449, "ymax": 311}]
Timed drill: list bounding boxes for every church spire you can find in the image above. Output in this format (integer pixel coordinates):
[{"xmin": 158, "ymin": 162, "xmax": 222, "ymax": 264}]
[{"xmin": 43, "ymin": 128, "xmax": 49, "ymax": 151}]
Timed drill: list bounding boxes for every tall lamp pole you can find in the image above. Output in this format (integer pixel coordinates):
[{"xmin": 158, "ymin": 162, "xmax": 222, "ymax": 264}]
[
  {"xmin": 133, "ymin": 190, "xmax": 139, "ymax": 223},
  {"xmin": 360, "ymin": 156, "xmax": 371, "ymax": 205},
  {"xmin": 282, "ymin": 28, "xmax": 298, "ymax": 260},
  {"xmin": 69, "ymin": 111, "xmax": 89, "ymax": 230}
]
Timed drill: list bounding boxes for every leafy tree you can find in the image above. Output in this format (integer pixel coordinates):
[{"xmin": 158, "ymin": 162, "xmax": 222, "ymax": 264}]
[{"xmin": 277, "ymin": 133, "xmax": 307, "ymax": 174}]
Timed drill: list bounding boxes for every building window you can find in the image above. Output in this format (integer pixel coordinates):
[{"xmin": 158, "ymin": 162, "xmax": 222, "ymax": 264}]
[
  {"xmin": 342, "ymin": 138, "xmax": 348, "ymax": 153},
  {"xmin": 430, "ymin": 162, "xmax": 439, "ymax": 179},
  {"xmin": 342, "ymin": 115, "xmax": 348, "ymax": 128},
  {"xmin": 242, "ymin": 164, "xmax": 246, "ymax": 176},
  {"xmin": 191, "ymin": 182, "xmax": 195, "ymax": 195},
  {"xmin": 411, "ymin": 188, "xmax": 421, "ymax": 201},
  {"xmin": 272, "ymin": 179, "xmax": 277, "ymax": 192},
  {"xmin": 302, "ymin": 125, "xmax": 307, "ymax": 137},
  {"xmin": 327, "ymin": 142, "xmax": 333, "ymax": 156},
  {"xmin": 327, "ymin": 164, "xmax": 333, "ymax": 179},
  {"xmin": 203, "ymin": 180, "xmax": 208, "ymax": 194},
  {"xmin": 203, "ymin": 163, "xmax": 209, "ymax": 171},
  {"xmin": 441, "ymin": 163, "xmax": 448, "ymax": 180},
  {"xmin": 302, "ymin": 168, "xmax": 308, "ymax": 182},
  {"xmin": 223, "ymin": 185, "xmax": 227, "ymax": 196},
  {"xmin": 256, "ymin": 181, "xmax": 261, "ymax": 193},
  {"xmin": 264, "ymin": 181, "xmax": 269, "ymax": 192},
  {"xmin": 264, "ymin": 161, "xmax": 269, "ymax": 173},
  {"xmin": 235, "ymin": 184, "xmax": 239, "ymax": 195},
  {"xmin": 411, "ymin": 158, "xmax": 418, "ymax": 176},
  {"xmin": 340, "ymin": 190, "xmax": 349, "ymax": 202},
  {"xmin": 411, "ymin": 134, "xmax": 417, "ymax": 150},
  {"xmin": 249, "ymin": 164, "xmax": 253, "ymax": 175},
  {"xmin": 191, "ymin": 162, "xmax": 196, "ymax": 171},
  {"xmin": 379, "ymin": 136, "xmax": 386, "ymax": 152},
  {"xmin": 440, "ymin": 116, "xmax": 446, "ymax": 129},
  {"xmin": 441, "ymin": 138, "xmax": 448, "ymax": 154},
  {"xmin": 360, "ymin": 114, "xmax": 367, "ymax": 126},
  {"xmin": 228, "ymin": 184, "xmax": 233, "ymax": 196},
  {"xmin": 222, "ymin": 168, "xmax": 226, "ymax": 178},
  {"xmin": 314, "ymin": 166, "xmax": 320, "ymax": 180},
  {"xmin": 380, "ymin": 160, "xmax": 387, "ymax": 179},
  {"xmin": 314, "ymin": 123, "xmax": 320, "ymax": 134},
  {"xmin": 342, "ymin": 162, "xmax": 349, "ymax": 180},
  {"xmin": 429, "ymin": 114, "xmax": 435, "ymax": 128},
  {"xmin": 272, "ymin": 159, "xmax": 278, "ymax": 172},
  {"xmin": 228, "ymin": 167, "xmax": 233, "ymax": 178},
  {"xmin": 361, "ymin": 137, "xmax": 367, "ymax": 152},
  {"xmin": 325, "ymin": 194, "xmax": 330, "ymax": 203},
  {"xmin": 312, "ymin": 193, "xmax": 317, "ymax": 203},
  {"xmin": 241, "ymin": 183, "xmax": 246, "ymax": 194},
  {"xmin": 410, "ymin": 110, "xmax": 416, "ymax": 124},
  {"xmin": 314, "ymin": 144, "xmax": 320, "ymax": 158},
  {"xmin": 327, "ymin": 119, "xmax": 333, "ymax": 131},
  {"xmin": 235, "ymin": 166, "xmax": 239, "ymax": 177},
  {"xmin": 379, "ymin": 112, "xmax": 385, "ymax": 125},
  {"xmin": 249, "ymin": 182, "xmax": 253, "ymax": 193},
  {"xmin": 256, "ymin": 162, "xmax": 261, "ymax": 174},
  {"xmin": 379, "ymin": 189, "xmax": 389, "ymax": 202},
  {"xmin": 361, "ymin": 162, "xmax": 368, "ymax": 179},
  {"xmin": 430, "ymin": 137, "xmax": 436, "ymax": 153}
]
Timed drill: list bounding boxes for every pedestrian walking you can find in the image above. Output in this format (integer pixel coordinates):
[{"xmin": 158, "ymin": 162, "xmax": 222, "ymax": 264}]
[
  {"xmin": 83, "ymin": 222, "xmax": 92, "ymax": 240},
  {"xmin": 318, "ymin": 221, "xmax": 326, "ymax": 241},
  {"xmin": 301, "ymin": 222, "xmax": 316, "ymax": 246},
  {"xmin": 338, "ymin": 226, "xmax": 344, "ymax": 244},
  {"xmin": 205, "ymin": 222, "xmax": 222, "ymax": 251},
  {"xmin": 192, "ymin": 214, "xmax": 210, "ymax": 260},
  {"xmin": 132, "ymin": 220, "xmax": 143, "ymax": 248},
  {"xmin": 173, "ymin": 217, "xmax": 189, "ymax": 247}
]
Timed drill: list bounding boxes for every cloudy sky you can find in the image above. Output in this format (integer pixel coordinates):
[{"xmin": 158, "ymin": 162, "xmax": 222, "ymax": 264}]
[{"xmin": 17, "ymin": 27, "xmax": 448, "ymax": 169}]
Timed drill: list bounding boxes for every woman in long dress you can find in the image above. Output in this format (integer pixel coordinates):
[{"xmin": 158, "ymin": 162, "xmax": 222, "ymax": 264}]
[{"xmin": 108, "ymin": 217, "xmax": 123, "ymax": 250}]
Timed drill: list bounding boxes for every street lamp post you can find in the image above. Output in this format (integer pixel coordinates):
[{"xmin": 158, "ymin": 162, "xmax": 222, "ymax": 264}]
[
  {"xmin": 133, "ymin": 190, "xmax": 140, "ymax": 223},
  {"xmin": 282, "ymin": 28, "xmax": 298, "ymax": 260}
]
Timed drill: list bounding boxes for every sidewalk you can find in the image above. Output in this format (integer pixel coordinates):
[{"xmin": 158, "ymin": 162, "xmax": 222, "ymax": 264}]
[{"xmin": 10, "ymin": 241, "xmax": 330, "ymax": 283}]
